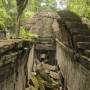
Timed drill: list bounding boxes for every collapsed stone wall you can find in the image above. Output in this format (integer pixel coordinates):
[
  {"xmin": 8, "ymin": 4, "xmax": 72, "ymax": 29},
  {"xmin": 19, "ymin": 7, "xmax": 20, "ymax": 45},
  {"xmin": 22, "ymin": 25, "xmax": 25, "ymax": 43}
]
[
  {"xmin": 56, "ymin": 10, "xmax": 90, "ymax": 90},
  {"xmin": 24, "ymin": 11, "xmax": 90, "ymax": 90},
  {"xmin": 0, "ymin": 40, "xmax": 31, "ymax": 90}
]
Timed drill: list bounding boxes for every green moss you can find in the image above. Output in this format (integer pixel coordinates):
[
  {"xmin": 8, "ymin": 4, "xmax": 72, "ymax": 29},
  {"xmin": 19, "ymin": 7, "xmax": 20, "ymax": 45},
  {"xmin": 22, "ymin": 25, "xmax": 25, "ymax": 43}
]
[{"xmin": 19, "ymin": 26, "xmax": 38, "ymax": 39}]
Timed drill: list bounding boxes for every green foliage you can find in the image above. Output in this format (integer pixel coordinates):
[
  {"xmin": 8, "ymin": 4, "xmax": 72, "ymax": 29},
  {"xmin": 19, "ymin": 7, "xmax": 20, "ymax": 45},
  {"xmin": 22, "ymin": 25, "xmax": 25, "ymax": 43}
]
[
  {"xmin": 23, "ymin": 11, "xmax": 34, "ymax": 20},
  {"xmin": 0, "ymin": 21, "xmax": 4, "ymax": 29},
  {"xmin": 0, "ymin": 7, "xmax": 11, "ymax": 29},
  {"xmin": 19, "ymin": 26, "xmax": 27, "ymax": 38},
  {"xmin": 0, "ymin": 0, "xmax": 18, "ymax": 39},
  {"xmin": 31, "ymin": 0, "xmax": 36, "ymax": 11},
  {"xmin": 19, "ymin": 26, "xmax": 38, "ymax": 39},
  {"xmin": 68, "ymin": 0, "xmax": 90, "ymax": 19},
  {"xmin": 0, "ymin": 8, "xmax": 11, "ymax": 20},
  {"xmin": 30, "ymin": 75, "xmax": 39, "ymax": 89}
]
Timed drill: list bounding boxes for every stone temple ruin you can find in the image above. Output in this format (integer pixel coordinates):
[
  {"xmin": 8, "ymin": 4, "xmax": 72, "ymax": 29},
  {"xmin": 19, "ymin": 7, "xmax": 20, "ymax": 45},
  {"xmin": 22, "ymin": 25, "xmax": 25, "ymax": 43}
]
[{"xmin": 0, "ymin": 10, "xmax": 90, "ymax": 90}]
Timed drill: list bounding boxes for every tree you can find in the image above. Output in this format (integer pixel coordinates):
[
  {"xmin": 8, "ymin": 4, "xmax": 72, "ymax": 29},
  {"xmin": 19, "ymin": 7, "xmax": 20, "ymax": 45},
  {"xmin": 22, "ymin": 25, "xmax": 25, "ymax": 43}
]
[{"xmin": 16, "ymin": 0, "xmax": 28, "ymax": 36}]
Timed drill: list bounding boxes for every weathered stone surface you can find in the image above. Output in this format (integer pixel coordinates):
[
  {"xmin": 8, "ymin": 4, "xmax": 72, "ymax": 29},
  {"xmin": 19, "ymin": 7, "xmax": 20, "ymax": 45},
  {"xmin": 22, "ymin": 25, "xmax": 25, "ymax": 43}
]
[
  {"xmin": 70, "ymin": 28, "xmax": 90, "ymax": 35},
  {"xmin": 57, "ymin": 10, "xmax": 90, "ymax": 90},
  {"xmin": 56, "ymin": 43, "xmax": 90, "ymax": 90},
  {"xmin": 77, "ymin": 42, "xmax": 90, "ymax": 50},
  {"xmin": 0, "ymin": 40, "xmax": 31, "ymax": 90},
  {"xmin": 0, "ymin": 40, "xmax": 24, "ymax": 54},
  {"xmin": 73, "ymin": 35, "xmax": 90, "ymax": 42},
  {"xmin": 58, "ymin": 10, "xmax": 81, "ymax": 22},
  {"xmin": 66, "ymin": 22, "xmax": 89, "ymax": 30},
  {"xmin": 24, "ymin": 11, "xmax": 90, "ymax": 90},
  {"xmin": 29, "ymin": 62, "xmax": 60, "ymax": 90},
  {"xmin": 49, "ymin": 71, "xmax": 59, "ymax": 80},
  {"xmin": 83, "ymin": 50, "xmax": 90, "ymax": 57}
]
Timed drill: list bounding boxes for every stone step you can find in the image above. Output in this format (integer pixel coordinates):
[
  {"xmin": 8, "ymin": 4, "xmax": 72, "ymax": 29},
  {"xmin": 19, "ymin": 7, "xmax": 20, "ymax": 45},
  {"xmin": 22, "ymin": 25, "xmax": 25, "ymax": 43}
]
[
  {"xmin": 82, "ymin": 50, "xmax": 90, "ymax": 57},
  {"xmin": 66, "ymin": 22, "xmax": 89, "ymax": 30},
  {"xmin": 77, "ymin": 42, "xmax": 90, "ymax": 50},
  {"xmin": 73, "ymin": 35, "xmax": 90, "ymax": 42},
  {"xmin": 70, "ymin": 28, "xmax": 90, "ymax": 36}
]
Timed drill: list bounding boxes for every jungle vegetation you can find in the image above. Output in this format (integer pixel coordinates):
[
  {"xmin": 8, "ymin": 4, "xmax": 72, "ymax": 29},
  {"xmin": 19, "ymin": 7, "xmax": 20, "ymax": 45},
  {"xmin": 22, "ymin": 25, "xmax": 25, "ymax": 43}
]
[
  {"xmin": 0, "ymin": 0, "xmax": 90, "ymax": 38},
  {"xmin": 68, "ymin": 0, "xmax": 90, "ymax": 19}
]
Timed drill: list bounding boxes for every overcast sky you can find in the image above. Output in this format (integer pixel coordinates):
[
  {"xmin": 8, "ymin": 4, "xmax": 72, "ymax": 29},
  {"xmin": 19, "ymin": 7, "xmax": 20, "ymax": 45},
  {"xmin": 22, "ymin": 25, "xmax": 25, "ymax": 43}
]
[{"xmin": 56, "ymin": 0, "xmax": 67, "ymax": 9}]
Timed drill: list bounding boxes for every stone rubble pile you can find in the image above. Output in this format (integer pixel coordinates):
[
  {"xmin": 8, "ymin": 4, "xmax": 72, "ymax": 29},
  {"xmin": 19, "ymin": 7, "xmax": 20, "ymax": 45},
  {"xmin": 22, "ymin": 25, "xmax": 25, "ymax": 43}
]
[{"xmin": 26, "ymin": 62, "xmax": 62, "ymax": 90}]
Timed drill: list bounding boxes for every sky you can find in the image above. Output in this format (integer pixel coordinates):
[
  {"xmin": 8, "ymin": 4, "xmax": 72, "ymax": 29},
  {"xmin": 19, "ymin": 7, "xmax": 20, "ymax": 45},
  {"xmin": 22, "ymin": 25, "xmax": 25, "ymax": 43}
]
[{"xmin": 56, "ymin": 0, "xmax": 67, "ymax": 9}]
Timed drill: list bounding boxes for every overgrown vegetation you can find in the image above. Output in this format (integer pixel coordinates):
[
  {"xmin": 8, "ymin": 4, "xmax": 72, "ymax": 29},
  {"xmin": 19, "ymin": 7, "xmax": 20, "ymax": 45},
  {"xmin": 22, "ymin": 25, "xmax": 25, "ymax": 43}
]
[
  {"xmin": 0, "ymin": 0, "xmax": 17, "ymax": 38},
  {"xmin": 0, "ymin": 0, "xmax": 90, "ymax": 39},
  {"xmin": 19, "ymin": 26, "xmax": 38, "ymax": 39},
  {"xmin": 68, "ymin": 0, "xmax": 90, "ymax": 19}
]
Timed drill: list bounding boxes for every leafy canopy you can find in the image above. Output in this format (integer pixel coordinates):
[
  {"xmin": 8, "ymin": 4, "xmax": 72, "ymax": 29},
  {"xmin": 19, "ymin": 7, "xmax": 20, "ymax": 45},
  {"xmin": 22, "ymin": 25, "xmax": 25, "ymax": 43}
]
[{"xmin": 68, "ymin": 0, "xmax": 90, "ymax": 19}]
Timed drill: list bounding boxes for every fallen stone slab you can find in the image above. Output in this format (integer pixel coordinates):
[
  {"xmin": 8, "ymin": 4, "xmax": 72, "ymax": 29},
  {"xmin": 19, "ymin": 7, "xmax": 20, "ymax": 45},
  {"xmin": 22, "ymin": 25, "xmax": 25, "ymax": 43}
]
[
  {"xmin": 77, "ymin": 42, "xmax": 90, "ymax": 50},
  {"xmin": 73, "ymin": 35, "xmax": 90, "ymax": 43},
  {"xmin": 49, "ymin": 71, "xmax": 60, "ymax": 80}
]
